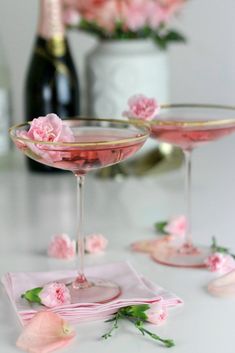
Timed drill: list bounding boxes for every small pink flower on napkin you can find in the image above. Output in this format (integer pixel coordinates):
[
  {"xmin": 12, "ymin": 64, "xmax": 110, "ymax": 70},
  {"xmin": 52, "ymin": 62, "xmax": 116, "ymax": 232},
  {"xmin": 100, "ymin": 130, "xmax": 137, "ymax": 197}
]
[
  {"xmin": 48, "ymin": 234, "xmax": 76, "ymax": 260},
  {"xmin": 85, "ymin": 234, "xmax": 108, "ymax": 254},
  {"xmin": 16, "ymin": 311, "xmax": 75, "ymax": 353},
  {"xmin": 39, "ymin": 283, "xmax": 71, "ymax": 308},
  {"xmin": 146, "ymin": 301, "xmax": 168, "ymax": 325},
  {"xmin": 205, "ymin": 252, "xmax": 235, "ymax": 273},
  {"xmin": 123, "ymin": 94, "xmax": 160, "ymax": 121},
  {"xmin": 164, "ymin": 215, "xmax": 187, "ymax": 237}
]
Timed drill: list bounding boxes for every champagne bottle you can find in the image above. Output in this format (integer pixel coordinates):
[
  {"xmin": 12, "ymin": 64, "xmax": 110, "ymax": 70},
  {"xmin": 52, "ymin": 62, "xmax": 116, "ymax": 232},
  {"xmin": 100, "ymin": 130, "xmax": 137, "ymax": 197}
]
[
  {"xmin": 24, "ymin": 0, "xmax": 80, "ymax": 172},
  {"xmin": 0, "ymin": 36, "xmax": 11, "ymax": 156}
]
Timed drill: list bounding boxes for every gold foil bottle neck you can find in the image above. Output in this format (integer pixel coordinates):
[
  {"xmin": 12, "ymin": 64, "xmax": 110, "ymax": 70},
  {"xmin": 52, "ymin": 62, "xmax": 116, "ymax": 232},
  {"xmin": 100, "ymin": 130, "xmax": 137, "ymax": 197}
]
[{"xmin": 47, "ymin": 35, "xmax": 66, "ymax": 57}]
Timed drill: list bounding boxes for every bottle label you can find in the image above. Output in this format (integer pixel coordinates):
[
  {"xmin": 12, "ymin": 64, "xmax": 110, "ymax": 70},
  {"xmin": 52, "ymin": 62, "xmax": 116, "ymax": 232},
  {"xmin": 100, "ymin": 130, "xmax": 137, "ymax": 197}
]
[{"xmin": 0, "ymin": 88, "xmax": 10, "ymax": 154}]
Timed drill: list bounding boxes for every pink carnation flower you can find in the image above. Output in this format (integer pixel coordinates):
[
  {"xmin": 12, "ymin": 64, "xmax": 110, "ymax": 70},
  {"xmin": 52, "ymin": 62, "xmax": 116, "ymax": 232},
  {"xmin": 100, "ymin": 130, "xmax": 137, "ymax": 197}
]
[
  {"xmin": 48, "ymin": 234, "xmax": 76, "ymax": 260},
  {"xmin": 164, "ymin": 215, "xmax": 187, "ymax": 237},
  {"xmin": 121, "ymin": 0, "xmax": 151, "ymax": 31},
  {"xmin": 205, "ymin": 252, "xmax": 235, "ymax": 274},
  {"xmin": 39, "ymin": 282, "xmax": 71, "ymax": 308},
  {"xmin": 123, "ymin": 94, "xmax": 160, "ymax": 121},
  {"xmin": 85, "ymin": 234, "xmax": 108, "ymax": 254},
  {"xmin": 146, "ymin": 301, "xmax": 168, "ymax": 325},
  {"xmin": 63, "ymin": 7, "xmax": 81, "ymax": 26},
  {"xmin": 18, "ymin": 113, "xmax": 75, "ymax": 164},
  {"xmin": 148, "ymin": 0, "xmax": 184, "ymax": 28}
]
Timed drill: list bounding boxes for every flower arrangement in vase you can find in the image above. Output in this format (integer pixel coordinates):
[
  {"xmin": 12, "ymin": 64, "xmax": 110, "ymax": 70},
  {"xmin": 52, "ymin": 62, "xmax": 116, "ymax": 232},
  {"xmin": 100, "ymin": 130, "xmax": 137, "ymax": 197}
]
[{"xmin": 62, "ymin": 0, "xmax": 187, "ymax": 177}]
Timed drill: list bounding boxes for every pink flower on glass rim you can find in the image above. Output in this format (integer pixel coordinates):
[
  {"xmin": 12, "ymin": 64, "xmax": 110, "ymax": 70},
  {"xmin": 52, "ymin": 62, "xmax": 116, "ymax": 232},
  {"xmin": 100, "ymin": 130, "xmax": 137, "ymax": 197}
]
[
  {"xmin": 18, "ymin": 113, "xmax": 75, "ymax": 163},
  {"xmin": 164, "ymin": 215, "xmax": 187, "ymax": 237},
  {"xmin": 85, "ymin": 234, "xmax": 108, "ymax": 254},
  {"xmin": 205, "ymin": 252, "xmax": 235, "ymax": 274},
  {"xmin": 146, "ymin": 301, "xmax": 168, "ymax": 325},
  {"xmin": 39, "ymin": 282, "xmax": 71, "ymax": 308},
  {"xmin": 48, "ymin": 234, "xmax": 76, "ymax": 260},
  {"xmin": 123, "ymin": 94, "xmax": 160, "ymax": 121},
  {"xmin": 16, "ymin": 311, "xmax": 75, "ymax": 353}
]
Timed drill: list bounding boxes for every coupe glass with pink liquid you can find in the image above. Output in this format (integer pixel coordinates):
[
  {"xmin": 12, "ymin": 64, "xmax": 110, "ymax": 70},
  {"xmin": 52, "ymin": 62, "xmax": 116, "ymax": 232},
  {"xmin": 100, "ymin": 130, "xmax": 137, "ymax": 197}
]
[
  {"xmin": 150, "ymin": 104, "xmax": 235, "ymax": 268},
  {"xmin": 9, "ymin": 118, "xmax": 149, "ymax": 303}
]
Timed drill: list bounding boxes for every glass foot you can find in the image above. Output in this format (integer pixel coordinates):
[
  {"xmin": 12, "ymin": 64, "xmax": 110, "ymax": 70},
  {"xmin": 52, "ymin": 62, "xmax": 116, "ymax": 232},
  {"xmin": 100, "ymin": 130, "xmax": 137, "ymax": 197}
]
[
  {"xmin": 151, "ymin": 242, "xmax": 211, "ymax": 268},
  {"xmin": 67, "ymin": 278, "xmax": 121, "ymax": 304}
]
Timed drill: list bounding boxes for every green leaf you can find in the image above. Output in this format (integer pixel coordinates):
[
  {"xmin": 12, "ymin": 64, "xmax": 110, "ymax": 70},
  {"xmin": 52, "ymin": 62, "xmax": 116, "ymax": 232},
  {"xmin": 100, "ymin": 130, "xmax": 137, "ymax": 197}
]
[
  {"xmin": 153, "ymin": 29, "xmax": 186, "ymax": 50},
  {"xmin": 164, "ymin": 30, "xmax": 186, "ymax": 43},
  {"xmin": 120, "ymin": 305, "xmax": 149, "ymax": 321},
  {"xmin": 154, "ymin": 221, "xmax": 168, "ymax": 234},
  {"xmin": 21, "ymin": 287, "xmax": 42, "ymax": 304}
]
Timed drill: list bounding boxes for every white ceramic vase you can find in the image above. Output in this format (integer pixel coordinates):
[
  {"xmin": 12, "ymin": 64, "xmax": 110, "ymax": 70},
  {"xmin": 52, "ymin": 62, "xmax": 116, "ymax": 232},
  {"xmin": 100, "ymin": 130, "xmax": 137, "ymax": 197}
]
[{"xmin": 86, "ymin": 39, "xmax": 170, "ymax": 117}]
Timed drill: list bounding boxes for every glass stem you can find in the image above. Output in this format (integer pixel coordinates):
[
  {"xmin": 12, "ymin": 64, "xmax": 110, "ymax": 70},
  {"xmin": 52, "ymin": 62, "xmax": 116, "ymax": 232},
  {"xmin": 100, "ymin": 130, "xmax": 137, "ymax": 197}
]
[
  {"xmin": 73, "ymin": 173, "xmax": 88, "ymax": 289},
  {"xmin": 183, "ymin": 149, "xmax": 193, "ymax": 246}
]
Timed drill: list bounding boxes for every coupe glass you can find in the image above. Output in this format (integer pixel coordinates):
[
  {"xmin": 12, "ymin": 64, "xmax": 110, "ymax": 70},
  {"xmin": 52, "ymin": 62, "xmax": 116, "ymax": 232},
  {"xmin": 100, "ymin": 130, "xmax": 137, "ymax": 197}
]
[
  {"xmin": 150, "ymin": 104, "xmax": 235, "ymax": 268},
  {"xmin": 10, "ymin": 118, "xmax": 149, "ymax": 303}
]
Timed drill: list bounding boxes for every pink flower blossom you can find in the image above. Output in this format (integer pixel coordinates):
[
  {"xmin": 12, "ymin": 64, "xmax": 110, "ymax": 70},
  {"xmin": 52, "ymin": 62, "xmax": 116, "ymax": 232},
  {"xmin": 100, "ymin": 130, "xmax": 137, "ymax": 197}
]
[
  {"xmin": 123, "ymin": 94, "xmax": 160, "ymax": 121},
  {"xmin": 85, "ymin": 233, "xmax": 108, "ymax": 253},
  {"xmin": 205, "ymin": 252, "xmax": 235, "ymax": 274},
  {"xmin": 75, "ymin": 0, "xmax": 120, "ymax": 32},
  {"xmin": 63, "ymin": 7, "xmax": 81, "ymax": 26},
  {"xmin": 121, "ymin": 0, "xmax": 151, "ymax": 31},
  {"xmin": 16, "ymin": 312, "xmax": 75, "ymax": 353},
  {"xmin": 48, "ymin": 234, "xmax": 76, "ymax": 260},
  {"xmin": 148, "ymin": 0, "xmax": 184, "ymax": 28},
  {"xmin": 146, "ymin": 301, "xmax": 168, "ymax": 325},
  {"xmin": 39, "ymin": 282, "xmax": 71, "ymax": 308},
  {"xmin": 164, "ymin": 215, "xmax": 187, "ymax": 237},
  {"xmin": 18, "ymin": 114, "xmax": 75, "ymax": 164}
]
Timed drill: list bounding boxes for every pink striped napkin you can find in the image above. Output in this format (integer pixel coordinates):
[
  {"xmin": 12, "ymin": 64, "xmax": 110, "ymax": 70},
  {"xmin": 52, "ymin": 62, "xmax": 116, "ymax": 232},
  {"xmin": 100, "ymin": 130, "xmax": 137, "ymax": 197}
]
[{"xmin": 1, "ymin": 262, "xmax": 182, "ymax": 325}]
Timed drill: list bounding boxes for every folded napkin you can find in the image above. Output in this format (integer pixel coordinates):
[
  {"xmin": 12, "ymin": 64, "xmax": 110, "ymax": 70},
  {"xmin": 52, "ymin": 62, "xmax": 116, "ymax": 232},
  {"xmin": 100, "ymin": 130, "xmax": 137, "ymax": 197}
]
[{"xmin": 1, "ymin": 261, "xmax": 182, "ymax": 325}]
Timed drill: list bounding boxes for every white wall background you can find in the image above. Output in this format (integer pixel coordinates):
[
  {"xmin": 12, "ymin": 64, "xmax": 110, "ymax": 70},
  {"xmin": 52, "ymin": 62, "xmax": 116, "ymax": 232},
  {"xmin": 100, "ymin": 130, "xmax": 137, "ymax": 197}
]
[{"xmin": 0, "ymin": 0, "xmax": 234, "ymax": 123}]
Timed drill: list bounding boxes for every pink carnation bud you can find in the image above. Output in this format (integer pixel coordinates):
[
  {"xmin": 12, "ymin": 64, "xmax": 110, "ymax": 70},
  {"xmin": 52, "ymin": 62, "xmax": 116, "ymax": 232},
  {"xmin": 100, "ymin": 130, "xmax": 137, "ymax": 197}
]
[
  {"xmin": 164, "ymin": 215, "xmax": 187, "ymax": 237},
  {"xmin": 85, "ymin": 234, "xmax": 108, "ymax": 254},
  {"xmin": 39, "ymin": 282, "xmax": 71, "ymax": 308},
  {"xmin": 146, "ymin": 301, "xmax": 168, "ymax": 325},
  {"xmin": 48, "ymin": 234, "xmax": 76, "ymax": 260},
  {"xmin": 123, "ymin": 94, "xmax": 160, "ymax": 121},
  {"xmin": 205, "ymin": 252, "xmax": 235, "ymax": 273}
]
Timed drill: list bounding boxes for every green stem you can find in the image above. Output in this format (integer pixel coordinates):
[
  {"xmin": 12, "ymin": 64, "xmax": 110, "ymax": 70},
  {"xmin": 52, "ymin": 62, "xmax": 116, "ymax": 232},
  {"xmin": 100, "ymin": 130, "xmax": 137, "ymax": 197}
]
[
  {"xmin": 102, "ymin": 313, "xmax": 121, "ymax": 339},
  {"xmin": 134, "ymin": 320, "xmax": 175, "ymax": 348}
]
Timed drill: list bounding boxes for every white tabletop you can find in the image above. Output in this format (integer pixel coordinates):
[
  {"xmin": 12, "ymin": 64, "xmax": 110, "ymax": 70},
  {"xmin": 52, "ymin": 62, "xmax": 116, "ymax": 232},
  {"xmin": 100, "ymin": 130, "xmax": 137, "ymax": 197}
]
[{"xmin": 1, "ymin": 136, "xmax": 235, "ymax": 353}]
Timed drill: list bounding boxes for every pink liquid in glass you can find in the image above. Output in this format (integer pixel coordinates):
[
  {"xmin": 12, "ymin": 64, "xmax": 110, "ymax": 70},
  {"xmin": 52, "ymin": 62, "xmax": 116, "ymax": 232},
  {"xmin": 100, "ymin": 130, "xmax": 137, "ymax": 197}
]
[
  {"xmin": 19, "ymin": 127, "xmax": 145, "ymax": 174},
  {"xmin": 151, "ymin": 123, "xmax": 235, "ymax": 150}
]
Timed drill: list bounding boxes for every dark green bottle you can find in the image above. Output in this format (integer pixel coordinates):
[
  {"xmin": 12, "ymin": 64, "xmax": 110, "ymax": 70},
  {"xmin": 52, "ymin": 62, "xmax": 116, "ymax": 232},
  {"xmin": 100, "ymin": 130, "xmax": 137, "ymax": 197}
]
[{"xmin": 24, "ymin": 0, "xmax": 80, "ymax": 172}]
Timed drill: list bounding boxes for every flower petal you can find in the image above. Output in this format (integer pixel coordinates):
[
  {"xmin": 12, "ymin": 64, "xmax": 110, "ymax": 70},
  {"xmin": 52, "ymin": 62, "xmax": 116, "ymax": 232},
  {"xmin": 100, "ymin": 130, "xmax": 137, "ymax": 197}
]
[
  {"xmin": 208, "ymin": 270, "xmax": 235, "ymax": 298},
  {"xmin": 16, "ymin": 312, "xmax": 75, "ymax": 353}
]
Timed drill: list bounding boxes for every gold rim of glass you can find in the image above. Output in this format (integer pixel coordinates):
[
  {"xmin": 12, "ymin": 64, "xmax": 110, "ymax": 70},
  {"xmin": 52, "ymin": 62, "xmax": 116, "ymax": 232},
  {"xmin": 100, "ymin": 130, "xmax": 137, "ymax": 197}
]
[
  {"xmin": 9, "ymin": 117, "xmax": 150, "ymax": 147},
  {"xmin": 151, "ymin": 104, "xmax": 235, "ymax": 127}
]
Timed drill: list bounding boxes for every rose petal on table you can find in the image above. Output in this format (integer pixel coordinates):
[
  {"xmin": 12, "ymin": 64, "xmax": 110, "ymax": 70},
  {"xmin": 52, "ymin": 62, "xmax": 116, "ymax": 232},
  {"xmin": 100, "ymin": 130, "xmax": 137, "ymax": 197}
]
[
  {"xmin": 16, "ymin": 311, "xmax": 75, "ymax": 353},
  {"xmin": 131, "ymin": 236, "xmax": 174, "ymax": 253},
  {"xmin": 207, "ymin": 270, "xmax": 235, "ymax": 298}
]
